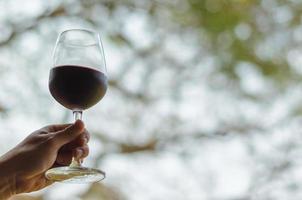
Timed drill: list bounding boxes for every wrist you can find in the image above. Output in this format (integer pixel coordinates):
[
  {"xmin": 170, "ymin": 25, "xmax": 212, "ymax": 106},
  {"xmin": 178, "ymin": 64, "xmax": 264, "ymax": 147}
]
[{"xmin": 0, "ymin": 157, "xmax": 17, "ymax": 199}]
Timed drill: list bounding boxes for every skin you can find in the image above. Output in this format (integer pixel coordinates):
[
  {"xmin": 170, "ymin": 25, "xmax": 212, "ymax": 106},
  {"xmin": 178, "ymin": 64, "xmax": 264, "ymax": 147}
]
[{"xmin": 0, "ymin": 120, "xmax": 89, "ymax": 199}]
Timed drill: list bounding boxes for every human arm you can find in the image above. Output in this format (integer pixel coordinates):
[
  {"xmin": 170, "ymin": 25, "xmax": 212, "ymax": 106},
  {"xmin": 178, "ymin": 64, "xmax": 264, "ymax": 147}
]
[{"xmin": 0, "ymin": 120, "xmax": 89, "ymax": 199}]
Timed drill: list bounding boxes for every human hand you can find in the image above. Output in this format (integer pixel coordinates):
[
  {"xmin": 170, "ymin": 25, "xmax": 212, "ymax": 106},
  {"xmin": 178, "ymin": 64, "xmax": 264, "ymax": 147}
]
[{"xmin": 0, "ymin": 120, "xmax": 89, "ymax": 198}]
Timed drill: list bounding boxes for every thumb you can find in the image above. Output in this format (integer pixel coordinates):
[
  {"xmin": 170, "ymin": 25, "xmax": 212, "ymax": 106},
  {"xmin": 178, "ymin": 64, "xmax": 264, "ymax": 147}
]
[{"xmin": 54, "ymin": 120, "xmax": 84, "ymax": 146}]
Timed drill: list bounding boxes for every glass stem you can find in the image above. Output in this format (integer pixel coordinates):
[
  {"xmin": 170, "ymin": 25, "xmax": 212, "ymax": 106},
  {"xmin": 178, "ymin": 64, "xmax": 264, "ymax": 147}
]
[
  {"xmin": 73, "ymin": 110, "xmax": 82, "ymax": 120},
  {"xmin": 70, "ymin": 110, "xmax": 83, "ymax": 168}
]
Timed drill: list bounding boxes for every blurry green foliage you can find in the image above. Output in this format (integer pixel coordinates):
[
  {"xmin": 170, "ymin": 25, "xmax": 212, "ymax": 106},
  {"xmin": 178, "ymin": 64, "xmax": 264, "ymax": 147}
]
[{"xmin": 172, "ymin": 0, "xmax": 298, "ymax": 88}]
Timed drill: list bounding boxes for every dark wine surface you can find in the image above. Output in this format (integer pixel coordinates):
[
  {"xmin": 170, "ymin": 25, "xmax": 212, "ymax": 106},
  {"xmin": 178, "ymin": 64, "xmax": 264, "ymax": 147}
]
[{"xmin": 49, "ymin": 65, "xmax": 107, "ymax": 110}]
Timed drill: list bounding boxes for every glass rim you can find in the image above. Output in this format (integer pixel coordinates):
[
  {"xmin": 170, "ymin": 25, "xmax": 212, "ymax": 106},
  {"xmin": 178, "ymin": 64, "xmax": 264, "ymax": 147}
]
[
  {"xmin": 53, "ymin": 28, "xmax": 107, "ymax": 73},
  {"xmin": 58, "ymin": 28, "xmax": 101, "ymax": 47}
]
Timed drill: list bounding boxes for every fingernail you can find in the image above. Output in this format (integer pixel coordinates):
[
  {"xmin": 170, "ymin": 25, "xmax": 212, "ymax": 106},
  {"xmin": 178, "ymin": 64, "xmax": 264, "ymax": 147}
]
[
  {"xmin": 83, "ymin": 137, "xmax": 88, "ymax": 144},
  {"xmin": 74, "ymin": 120, "xmax": 84, "ymax": 131},
  {"xmin": 75, "ymin": 149, "xmax": 83, "ymax": 159}
]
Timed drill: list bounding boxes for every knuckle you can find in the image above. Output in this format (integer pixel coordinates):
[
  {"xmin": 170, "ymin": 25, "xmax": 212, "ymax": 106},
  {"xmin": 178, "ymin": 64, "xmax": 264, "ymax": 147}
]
[
  {"xmin": 45, "ymin": 135, "xmax": 57, "ymax": 147},
  {"xmin": 25, "ymin": 132, "xmax": 46, "ymax": 144},
  {"xmin": 83, "ymin": 146, "xmax": 89, "ymax": 156},
  {"xmin": 41, "ymin": 124, "xmax": 53, "ymax": 131},
  {"xmin": 83, "ymin": 130, "xmax": 90, "ymax": 140},
  {"xmin": 85, "ymin": 129, "xmax": 90, "ymax": 136},
  {"xmin": 39, "ymin": 130, "xmax": 49, "ymax": 135}
]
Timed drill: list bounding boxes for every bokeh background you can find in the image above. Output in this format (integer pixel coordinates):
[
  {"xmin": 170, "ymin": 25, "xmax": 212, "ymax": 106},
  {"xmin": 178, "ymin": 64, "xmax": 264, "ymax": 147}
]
[{"xmin": 1, "ymin": 0, "xmax": 302, "ymax": 199}]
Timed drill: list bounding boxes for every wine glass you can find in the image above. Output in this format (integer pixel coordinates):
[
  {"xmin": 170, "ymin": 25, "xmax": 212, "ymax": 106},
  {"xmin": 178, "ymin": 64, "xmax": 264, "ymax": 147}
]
[{"xmin": 45, "ymin": 29, "xmax": 107, "ymax": 183}]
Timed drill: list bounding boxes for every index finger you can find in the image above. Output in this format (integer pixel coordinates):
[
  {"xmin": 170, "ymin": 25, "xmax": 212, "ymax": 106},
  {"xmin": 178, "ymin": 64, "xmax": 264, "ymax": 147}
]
[
  {"xmin": 42, "ymin": 123, "xmax": 72, "ymax": 132},
  {"xmin": 60, "ymin": 129, "xmax": 90, "ymax": 150}
]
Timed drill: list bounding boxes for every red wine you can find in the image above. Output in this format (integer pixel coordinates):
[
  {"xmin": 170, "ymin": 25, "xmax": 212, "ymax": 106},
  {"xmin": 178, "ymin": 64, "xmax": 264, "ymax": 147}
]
[{"xmin": 49, "ymin": 65, "xmax": 107, "ymax": 110}]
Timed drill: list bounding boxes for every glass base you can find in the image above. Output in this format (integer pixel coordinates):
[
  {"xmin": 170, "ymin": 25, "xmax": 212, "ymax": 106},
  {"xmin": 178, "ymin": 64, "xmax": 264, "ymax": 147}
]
[{"xmin": 45, "ymin": 166, "xmax": 106, "ymax": 183}]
